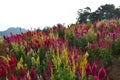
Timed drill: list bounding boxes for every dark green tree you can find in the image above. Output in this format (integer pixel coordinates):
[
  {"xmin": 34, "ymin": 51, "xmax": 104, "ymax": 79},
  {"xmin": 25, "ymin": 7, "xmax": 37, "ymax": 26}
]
[
  {"xmin": 77, "ymin": 4, "xmax": 120, "ymax": 23},
  {"xmin": 77, "ymin": 7, "xmax": 91, "ymax": 23}
]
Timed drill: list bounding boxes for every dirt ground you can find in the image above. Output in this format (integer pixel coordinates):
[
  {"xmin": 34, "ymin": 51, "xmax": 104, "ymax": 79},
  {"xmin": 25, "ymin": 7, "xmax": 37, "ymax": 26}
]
[
  {"xmin": 89, "ymin": 56, "xmax": 120, "ymax": 80},
  {"xmin": 106, "ymin": 56, "xmax": 120, "ymax": 80}
]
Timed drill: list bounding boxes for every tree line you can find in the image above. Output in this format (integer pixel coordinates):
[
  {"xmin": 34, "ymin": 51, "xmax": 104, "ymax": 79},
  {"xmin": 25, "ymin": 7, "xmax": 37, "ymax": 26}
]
[{"xmin": 77, "ymin": 4, "xmax": 120, "ymax": 23}]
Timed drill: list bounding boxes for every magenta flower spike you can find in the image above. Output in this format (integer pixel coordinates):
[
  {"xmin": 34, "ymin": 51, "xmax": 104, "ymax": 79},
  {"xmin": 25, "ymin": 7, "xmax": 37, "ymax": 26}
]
[
  {"xmin": 85, "ymin": 63, "xmax": 92, "ymax": 78},
  {"xmin": 30, "ymin": 68, "xmax": 36, "ymax": 80},
  {"xmin": 10, "ymin": 74, "xmax": 16, "ymax": 80},
  {"xmin": 91, "ymin": 62, "xmax": 97, "ymax": 76},
  {"xmin": 19, "ymin": 67, "xmax": 26, "ymax": 79},
  {"xmin": 98, "ymin": 66, "xmax": 106, "ymax": 80},
  {"xmin": 94, "ymin": 76, "xmax": 99, "ymax": 80},
  {"xmin": 76, "ymin": 66, "xmax": 82, "ymax": 77},
  {"xmin": 47, "ymin": 59, "xmax": 52, "ymax": 73}
]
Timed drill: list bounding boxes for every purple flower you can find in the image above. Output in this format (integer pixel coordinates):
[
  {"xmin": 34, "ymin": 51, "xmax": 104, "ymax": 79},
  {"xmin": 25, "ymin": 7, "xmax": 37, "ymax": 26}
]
[
  {"xmin": 10, "ymin": 74, "xmax": 16, "ymax": 80},
  {"xmin": 30, "ymin": 68, "xmax": 36, "ymax": 80},
  {"xmin": 91, "ymin": 62, "xmax": 97, "ymax": 75},
  {"xmin": 85, "ymin": 63, "xmax": 92, "ymax": 78},
  {"xmin": 47, "ymin": 59, "xmax": 52, "ymax": 73},
  {"xmin": 94, "ymin": 76, "xmax": 99, "ymax": 80},
  {"xmin": 98, "ymin": 66, "xmax": 106, "ymax": 80},
  {"xmin": 76, "ymin": 66, "xmax": 82, "ymax": 77}
]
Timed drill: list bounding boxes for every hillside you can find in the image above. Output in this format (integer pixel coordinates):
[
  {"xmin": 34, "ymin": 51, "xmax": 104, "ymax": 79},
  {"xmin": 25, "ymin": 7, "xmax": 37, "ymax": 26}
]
[{"xmin": 0, "ymin": 27, "xmax": 26, "ymax": 38}]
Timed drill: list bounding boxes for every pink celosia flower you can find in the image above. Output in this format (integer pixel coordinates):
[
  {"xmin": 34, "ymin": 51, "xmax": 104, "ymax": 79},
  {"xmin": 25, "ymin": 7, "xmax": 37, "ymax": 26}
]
[
  {"xmin": 85, "ymin": 63, "xmax": 92, "ymax": 78},
  {"xmin": 76, "ymin": 66, "xmax": 82, "ymax": 77},
  {"xmin": 94, "ymin": 76, "xmax": 99, "ymax": 80},
  {"xmin": 0, "ymin": 59, "xmax": 8, "ymax": 78},
  {"xmin": 91, "ymin": 62, "xmax": 97, "ymax": 76},
  {"xmin": 47, "ymin": 59, "xmax": 52, "ymax": 73},
  {"xmin": 43, "ymin": 69, "xmax": 50, "ymax": 80},
  {"xmin": 19, "ymin": 67, "xmax": 26, "ymax": 79},
  {"xmin": 10, "ymin": 74, "xmax": 16, "ymax": 80},
  {"xmin": 9, "ymin": 56, "xmax": 17, "ymax": 71},
  {"xmin": 30, "ymin": 68, "xmax": 36, "ymax": 80},
  {"xmin": 98, "ymin": 66, "xmax": 106, "ymax": 80}
]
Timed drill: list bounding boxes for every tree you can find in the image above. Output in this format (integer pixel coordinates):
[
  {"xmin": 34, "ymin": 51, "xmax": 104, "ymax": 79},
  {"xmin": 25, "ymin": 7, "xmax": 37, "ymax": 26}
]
[
  {"xmin": 77, "ymin": 4, "xmax": 120, "ymax": 23},
  {"xmin": 77, "ymin": 7, "xmax": 91, "ymax": 24}
]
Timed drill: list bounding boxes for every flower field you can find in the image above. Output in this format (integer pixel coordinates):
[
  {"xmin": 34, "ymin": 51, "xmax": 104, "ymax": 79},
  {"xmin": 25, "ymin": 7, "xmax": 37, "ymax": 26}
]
[{"xmin": 0, "ymin": 19, "xmax": 120, "ymax": 80}]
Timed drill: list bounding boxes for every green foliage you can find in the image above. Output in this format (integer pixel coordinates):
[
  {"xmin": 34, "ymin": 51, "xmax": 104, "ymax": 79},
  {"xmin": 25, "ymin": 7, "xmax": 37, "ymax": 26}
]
[
  {"xmin": 77, "ymin": 4, "xmax": 120, "ymax": 23},
  {"xmin": 118, "ymin": 56, "xmax": 120, "ymax": 63},
  {"xmin": 98, "ymin": 48, "xmax": 112, "ymax": 66},
  {"xmin": 75, "ymin": 37, "xmax": 87, "ymax": 51},
  {"xmin": 112, "ymin": 38, "xmax": 120, "ymax": 55}
]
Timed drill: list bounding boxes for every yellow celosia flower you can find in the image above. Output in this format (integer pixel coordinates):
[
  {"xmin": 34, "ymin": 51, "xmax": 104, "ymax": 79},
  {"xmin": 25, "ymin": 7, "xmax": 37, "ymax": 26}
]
[
  {"xmin": 0, "ymin": 37, "xmax": 2, "ymax": 44},
  {"xmin": 31, "ymin": 57, "xmax": 36, "ymax": 65},
  {"xmin": 80, "ymin": 52, "xmax": 89, "ymax": 74},
  {"xmin": 17, "ymin": 57, "xmax": 24, "ymax": 70},
  {"xmin": 0, "ymin": 56, "xmax": 8, "ymax": 62},
  {"xmin": 85, "ymin": 52, "xmax": 89, "ymax": 59},
  {"xmin": 36, "ymin": 55, "xmax": 40, "ymax": 66}
]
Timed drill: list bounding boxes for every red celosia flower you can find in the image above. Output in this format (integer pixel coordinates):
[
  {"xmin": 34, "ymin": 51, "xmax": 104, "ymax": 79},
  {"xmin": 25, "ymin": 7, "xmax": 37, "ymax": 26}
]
[
  {"xmin": 30, "ymin": 68, "xmax": 36, "ymax": 80},
  {"xmin": 19, "ymin": 67, "xmax": 26, "ymax": 79},
  {"xmin": 85, "ymin": 63, "xmax": 92, "ymax": 78},
  {"xmin": 69, "ymin": 53, "xmax": 73, "ymax": 67},
  {"xmin": 47, "ymin": 59, "xmax": 52, "ymax": 73},
  {"xmin": 76, "ymin": 66, "xmax": 82, "ymax": 77},
  {"xmin": 74, "ymin": 53, "xmax": 78, "ymax": 64},
  {"xmin": 0, "ymin": 58, "xmax": 8, "ymax": 78},
  {"xmin": 25, "ymin": 47, "xmax": 29, "ymax": 56},
  {"xmin": 98, "ymin": 66, "xmax": 106, "ymax": 80},
  {"xmin": 43, "ymin": 69, "xmax": 50, "ymax": 80},
  {"xmin": 9, "ymin": 56, "xmax": 17, "ymax": 71},
  {"xmin": 91, "ymin": 62, "xmax": 97, "ymax": 76},
  {"xmin": 10, "ymin": 74, "xmax": 16, "ymax": 80},
  {"xmin": 86, "ymin": 43, "xmax": 92, "ymax": 49},
  {"xmin": 24, "ymin": 76, "xmax": 29, "ymax": 80},
  {"xmin": 99, "ymin": 39, "xmax": 104, "ymax": 48},
  {"xmin": 94, "ymin": 76, "xmax": 99, "ymax": 80}
]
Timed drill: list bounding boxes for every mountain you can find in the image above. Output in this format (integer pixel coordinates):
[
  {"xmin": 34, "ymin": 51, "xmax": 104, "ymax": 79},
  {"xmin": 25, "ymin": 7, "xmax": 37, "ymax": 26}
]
[{"xmin": 0, "ymin": 27, "xmax": 26, "ymax": 38}]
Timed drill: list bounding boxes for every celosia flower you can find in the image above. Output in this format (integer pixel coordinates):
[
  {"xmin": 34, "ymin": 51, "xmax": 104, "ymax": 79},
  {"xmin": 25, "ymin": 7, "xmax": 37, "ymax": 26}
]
[
  {"xmin": 17, "ymin": 57, "xmax": 23, "ymax": 70},
  {"xmin": 85, "ymin": 63, "xmax": 92, "ymax": 78},
  {"xmin": 86, "ymin": 43, "xmax": 92, "ymax": 49},
  {"xmin": 10, "ymin": 74, "xmax": 16, "ymax": 80},
  {"xmin": 19, "ymin": 67, "xmax": 26, "ymax": 79},
  {"xmin": 25, "ymin": 47, "xmax": 29, "ymax": 56},
  {"xmin": 43, "ymin": 69, "xmax": 50, "ymax": 80},
  {"xmin": 99, "ymin": 39, "xmax": 104, "ymax": 48},
  {"xmin": 36, "ymin": 55, "xmax": 40, "ymax": 66},
  {"xmin": 74, "ymin": 53, "xmax": 78, "ymax": 64},
  {"xmin": 76, "ymin": 66, "xmax": 82, "ymax": 77},
  {"xmin": 0, "ymin": 58, "xmax": 8, "ymax": 78},
  {"xmin": 31, "ymin": 57, "xmax": 36, "ymax": 66},
  {"xmin": 9, "ymin": 56, "xmax": 17, "ymax": 71},
  {"xmin": 94, "ymin": 76, "xmax": 99, "ymax": 80},
  {"xmin": 30, "ymin": 68, "xmax": 36, "ymax": 80},
  {"xmin": 91, "ymin": 62, "xmax": 97, "ymax": 76},
  {"xmin": 98, "ymin": 66, "xmax": 106, "ymax": 80},
  {"xmin": 85, "ymin": 52, "xmax": 89, "ymax": 59},
  {"xmin": 47, "ymin": 59, "xmax": 52, "ymax": 73}
]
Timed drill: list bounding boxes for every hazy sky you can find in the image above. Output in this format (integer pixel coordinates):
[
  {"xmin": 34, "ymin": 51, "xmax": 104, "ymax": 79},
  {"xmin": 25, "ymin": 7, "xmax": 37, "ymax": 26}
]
[{"xmin": 0, "ymin": 0, "xmax": 120, "ymax": 31}]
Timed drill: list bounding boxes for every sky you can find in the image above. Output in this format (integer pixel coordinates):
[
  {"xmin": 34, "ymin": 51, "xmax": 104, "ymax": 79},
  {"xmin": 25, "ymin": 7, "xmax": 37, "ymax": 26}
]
[{"xmin": 0, "ymin": 0, "xmax": 120, "ymax": 31}]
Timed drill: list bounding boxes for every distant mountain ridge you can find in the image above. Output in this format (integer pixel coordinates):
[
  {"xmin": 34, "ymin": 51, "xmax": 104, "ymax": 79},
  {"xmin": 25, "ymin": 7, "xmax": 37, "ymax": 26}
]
[{"xmin": 0, "ymin": 27, "xmax": 26, "ymax": 38}]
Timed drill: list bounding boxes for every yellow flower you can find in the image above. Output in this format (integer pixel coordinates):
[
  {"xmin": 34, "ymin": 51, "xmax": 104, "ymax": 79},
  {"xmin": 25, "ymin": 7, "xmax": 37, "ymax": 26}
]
[
  {"xmin": 80, "ymin": 53, "xmax": 88, "ymax": 73},
  {"xmin": 36, "ymin": 55, "xmax": 40, "ymax": 66},
  {"xmin": 0, "ymin": 37, "xmax": 2, "ymax": 44},
  {"xmin": 31, "ymin": 57, "xmax": 36, "ymax": 66},
  {"xmin": 17, "ymin": 57, "xmax": 24, "ymax": 70},
  {"xmin": 85, "ymin": 52, "xmax": 89, "ymax": 59},
  {"xmin": 0, "ymin": 56, "xmax": 8, "ymax": 62}
]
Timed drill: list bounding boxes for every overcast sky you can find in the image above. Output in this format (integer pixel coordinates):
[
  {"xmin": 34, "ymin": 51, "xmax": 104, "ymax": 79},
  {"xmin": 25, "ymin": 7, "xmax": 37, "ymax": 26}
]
[{"xmin": 0, "ymin": 0, "xmax": 120, "ymax": 31}]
